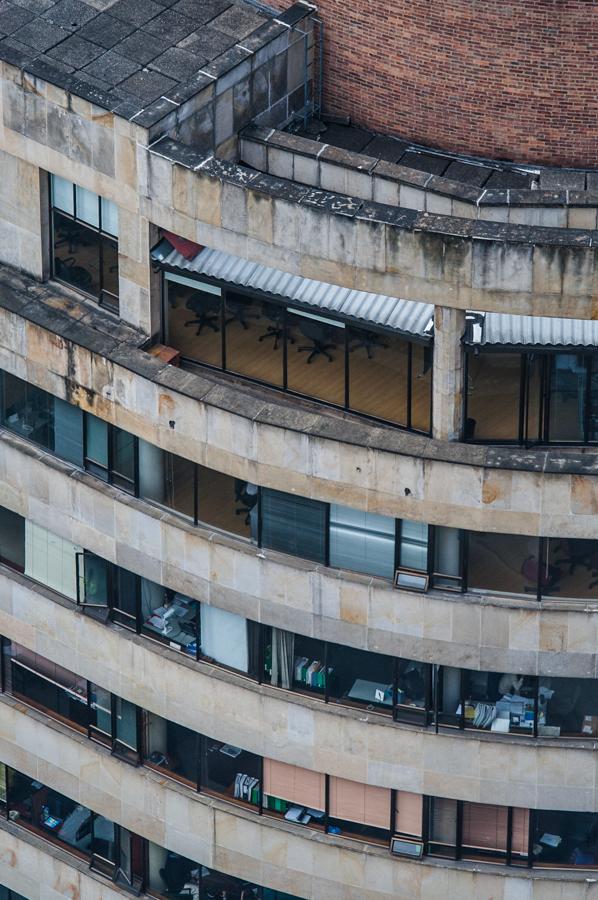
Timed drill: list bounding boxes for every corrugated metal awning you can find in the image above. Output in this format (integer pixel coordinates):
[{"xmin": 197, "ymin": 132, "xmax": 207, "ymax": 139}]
[
  {"xmin": 151, "ymin": 238, "xmax": 435, "ymax": 339},
  {"xmin": 467, "ymin": 311, "xmax": 598, "ymax": 348}
]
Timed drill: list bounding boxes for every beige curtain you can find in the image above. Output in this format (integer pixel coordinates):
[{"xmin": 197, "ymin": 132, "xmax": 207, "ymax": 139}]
[
  {"xmin": 329, "ymin": 776, "xmax": 391, "ymax": 829},
  {"xmin": 263, "ymin": 759, "xmax": 325, "ymax": 810},
  {"xmin": 395, "ymin": 791, "xmax": 423, "ymax": 837}
]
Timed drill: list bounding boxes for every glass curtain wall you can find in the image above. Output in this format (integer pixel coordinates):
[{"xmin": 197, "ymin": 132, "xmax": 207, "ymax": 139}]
[{"xmin": 163, "ymin": 272, "xmax": 432, "ymax": 432}]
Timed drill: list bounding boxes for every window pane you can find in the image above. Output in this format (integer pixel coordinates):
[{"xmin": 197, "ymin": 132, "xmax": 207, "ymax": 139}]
[
  {"xmin": 291, "ymin": 634, "xmax": 327, "ymax": 695},
  {"xmin": 410, "ymin": 341, "xmax": 432, "ymax": 433},
  {"xmin": 467, "ymin": 532, "xmax": 537, "ymax": 596},
  {"xmin": 202, "ymin": 737, "xmax": 261, "ymax": 807},
  {"xmin": 113, "ymin": 567, "xmax": 138, "ymax": 629},
  {"xmin": 225, "ymin": 292, "xmax": 284, "ymax": 386},
  {"xmin": 100, "ymin": 197, "xmax": 118, "ymax": 237},
  {"xmin": 396, "ymin": 659, "xmax": 428, "ymax": 723},
  {"xmin": 542, "ymin": 537, "xmax": 598, "ymax": 600},
  {"xmin": 461, "ymin": 802, "xmax": 508, "ymax": 862},
  {"xmin": 101, "ymin": 236, "xmax": 119, "ymax": 309},
  {"xmin": 589, "ymin": 354, "xmax": 598, "ymax": 441},
  {"xmin": 0, "ymin": 506, "xmax": 25, "ymax": 571},
  {"xmin": 53, "ymin": 211, "xmax": 101, "ymax": 298},
  {"xmin": 466, "ymin": 352, "xmax": 521, "ymax": 441},
  {"xmin": 549, "ymin": 353, "xmax": 587, "ymax": 442},
  {"xmin": 145, "ymin": 712, "xmax": 199, "ymax": 786},
  {"xmin": 141, "ymin": 585, "xmax": 199, "ymax": 656},
  {"xmin": 147, "ymin": 841, "xmax": 199, "ymax": 898},
  {"xmin": 165, "ymin": 276, "xmax": 222, "ymax": 367},
  {"xmin": 260, "ymin": 488, "xmax": 327, "ymax": 563},
  {"xmin": 114, "ymin": 697, "xmax": 138, "ymax": 750},
  {"xmin": 91, "ymin": 814, "xmax": 116, "ymax": 868},
  {"xmin": 197, "ymin": 467, "xmax": 256, "ymax": 539},
  {"xmin": 53, "ymin": 397, "xmax": 84, "ymax": 467},
  {"xmin": 89, "ymin": 683, "xmax": 112, "ymax": 737},
  {"xmin": 51, "ymin": 175, "xmax": 74, "ymax": 215},
  {"xmin": 25, "ymin": 520, "xmax": 80, "ymax": 600},
  {"xmin": 399, "ymin": 520, "xmax": 428, "ymax": 571},
  {"xmin": 200, "ymin": 604, "xmax": 248, "ymax": 671},
  {"xmin": 329, "ymin": 504, "xmax": 395, "ymax": 578},
  {"xmin": 83, "ymin": 552, "xmax": 109, "ymax": 607},
  {"xmin": 327, "ymin": 644, "xmax": 393, "ymax": 713},
  {"xmin": 112, "ymin": 427, "xmax": 135, "ymax": 492},
  {"xmin": 532, "ymin": 810, "xmax": 598, "ymax": 867},
  {"xmin": 8, "ymin": 642, "xmax": 88, "ymax": 730},
  {"xmin": 1, "ymin": 370, "xmax": 54, "ymax": 449},
  {"xmin": 75, "ymin": 185, "xmax": 100, "ymax": 227},
  {"xmin": 347, "ymin": 327, "xmax": 408, "ymax": 426},
  {"xmin": 435, "ymin": 665, "xmax": 461, "ymax": 727},
  {"xmin": 428, "ymin": 796, "xmax": 458, "ymax": 858},
  {"xmin": 539, "ymin": 676, "xmax": 598, "ymax": 738},
  {"xmin": 139, "ymin": 442, "xmax": 195, "ymax": 521},
  {"xmin": 7, "ymin": 770, "xmax": 94, "ymax": 855},
  {"xmin": 462, "ymin": 670, "xmax": 536, "ymax": 734},
  {"xmin": 85, "ymin": 414, "xmax": 108, "ymax": 479},
  {"xmin": 433, "ymin": 526, "xmax": 461, "ymax": 589},
  {"xmin": 286, "ymin": 309, "xmax": 345, "ymax": 406}
]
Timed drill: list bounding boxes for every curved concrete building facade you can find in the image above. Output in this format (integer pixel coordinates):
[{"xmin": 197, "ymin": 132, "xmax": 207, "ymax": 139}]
[{"xmin": 0, "ymin": 2, "xmax": 597, "ymax": 900}]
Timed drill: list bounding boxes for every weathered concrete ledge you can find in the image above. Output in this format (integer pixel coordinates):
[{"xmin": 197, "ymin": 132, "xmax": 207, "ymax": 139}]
[
  {"xmin": 3, "ymin": 268, "xmax": 598, "ymax": 543},
  {"xmin": 239, "ymin": 124, "xmax": 598, "ymax": 229},
  {"xmin": 4, "ymin": 435, "xmax": 598, "ymax": 676}
]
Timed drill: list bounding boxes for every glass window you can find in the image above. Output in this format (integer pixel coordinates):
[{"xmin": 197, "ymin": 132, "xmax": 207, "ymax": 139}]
[
  {"xmin": 461, "ymin": 802, "xmax": 508, "ymax": 863},
  {"xmin": 432, "ymin": 526, "xmax": 462, "ymax": 590},
  {"xmin": 80, "ymin": 551, "xmax": 110, "ymax": 610},
  {"xmin": 225, "ymin": 291, "xmax": 284, "ymax": 386},
  {"xmin": 399, "ymin": 519, "xmax": 428, "ymax": 571},
  {"xmin": 139, "ymin": 441, "xmax": 195, "ymax": 521},
  {"xmin": 542, "ymin": 537, "xmax": 598, "ymax": 601},
  {"xmin": 548, "ymin": 353, "xmax": 587, "ymax": 443},
  {"xmin": 0, "ymin": 506, "xmax": 25, "ymax": 572},
  {"xmin": 286, "ymin": 309, "xmax": 345, "ymax": 406},
  {"xmin": 589, "ymin": 354, "xmax": 598, "ymax": 442},
  {"xmin": 263, "ymin": 758, "xmax": 325, "ymax": 827},
  {"xmin": 25, "ymin": 520, "xmax": 81, "ymax": 600},
  {"xmin": 467, "ymin": 532, "xmax": 537, "ymax": 596},
  {"xmin": 291, "ymin": 633, "xmax": 327, "ymax": 695},
  {"xmin": 347, "ymin": 327, "xmax": 409, "ymax": 426},
  {"xmin": 84, "ymin": 413, "xmax": 109, "ymax": 480},
  {"xmin": 165, "ymin": 274, "xmax": 222, "ymax": 368},
  {"xmin": 111, "ymin": 427, "xmax": 135, "ymax": 492},
  {"xmin": 396, "ymin": 659, "xmax": 429, "ymax": 724},
  {"xmin": 112, "ymin": 566, "xmax": 138, "ymax": 631},
  {"xmin": 329, "ymin": 504, "xmax": 395, "ymax": 578},
  {"xmin": 435, "ymin": 665, "xmax": 462, "ymax": 728},
  {"xmin": 200, "ymin": 604, "xmax": 248, "ymax": 672},
  {"xmin": 141, "ymin": 585, "xmax": 199, "ymax": 657},
  {"xmin": 144, "ymin": 712, "xmax": 199, "ymax": 787},
  {"xmin": 89, "ymin": 683, "xmax": 112, "ymax": 743},
  {"xmin": 428, "ymin": 796, "xmax": 458, "ymax": 859},
  {"xmin": 327, "ymin": 643, "xmax": 394, "ymax": 713},
  {"xmin": 539, "ymin": 676, "xmax": 598, "ymax": 738},
  {"xmin": 410, "ymin": 341, "xmax": 432, "ymax": 433},
  {"xmin": 53, "ymin": 397, "xmax": 84, "ymax": 467},
  {"xmin": 466, "ymin": 352, "xmax": 521, "ymax": 441},
  {"xmin": 90, "ymin": 814, "xmax": 116, "ymax": 876},
  {"xmin": 7, "ymin": 769, "xmax": 94, "ymax": 856},
  {"xmin": 328, "ymin": 776, "xmax": 391, "ymax": 843},
  {"xmin": 113, "ymin": 697, "xmax": 138, "ymax": 761},
  {"xmin": 462, "ymin": 670, "xmax": 536, "ymax": 735},
  {"xmin": 0, "ymin": 369, "xmax": 54, "ymax": 450},
  {"xmin": 202, "ymin": 737, "xmax": 261, "ymax": 808},
  {"xmin": 6, "ymin": 641, "xmax": 88, "ymax": 730},
  {"xmin": 532, "ymin": 810, "xmax": 598, "ymax": 867},
  {"xmin": 260, "ymin": 488, "xmax": 327, "ymax": 563},
  {"xmin": 147, "ymin": 842, "xmax": 200, "ymax": 899},
  {"xmin": 197, "ymin": 466, "xmax": 257, "ymax": 539},
  {"xmin": 51, "ymin": 176, "xmax": 119, "ymax": 311}
]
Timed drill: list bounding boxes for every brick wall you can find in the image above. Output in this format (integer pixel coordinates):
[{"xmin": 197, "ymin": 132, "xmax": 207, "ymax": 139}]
[{"xmin": 272, "ymin": 1, "xmax": 598, "ymax": 167}]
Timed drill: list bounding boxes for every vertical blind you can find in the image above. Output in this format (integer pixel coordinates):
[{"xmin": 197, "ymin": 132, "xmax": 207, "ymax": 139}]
[
  {"xmin": 263, "ymin": 759, "xmax": 325, "ymax": 810},
  {"xmin": 329, "ymin": 776, "xmax": 391, "ymax": 829}
]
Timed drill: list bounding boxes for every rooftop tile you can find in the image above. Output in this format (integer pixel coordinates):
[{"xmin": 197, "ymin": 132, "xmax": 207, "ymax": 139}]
[
  {"xmin": 13, "ymin": 16, "xmax": 70, "ymax": 50},
  {"xmin": 41, "ymin": 0, "xmax": 97, "ymax": 29},
  {"xmin": 47, "ymin": 33, "xmax": 104, "ymax": 67},
  {"xmin": 112, "ymin": 28, "xmax": 171, "ymax": 64},
  {"xmin": 142, "ymin": 7, "xmax": 195, "ymax": 42},
  {"xmin": 149, "ymin": 45, "xmax": 202, "ymax": 81},
  {"xmin": 108, "ymin": 0, "xmax": 162, "ymax": 26},
  {"xmin": 172, "ymin": 0, "xmax": 231, "ymax": 24},
  {"xmin": 77, "ymin": 12, "xmax": 135, "ymax": 48},
  {"xmin": 119, "ymin": 67, "xmax": 176, "ymax": 102},
  {"xmin": 210, "ymin": 2, "xmax": 263, "ymax": 39},
  {"xmin": 0, "ymin": 3, "xmax": 35, "ymax": 34},
  {"xmin": 82, "ymin": 48, "xmax": 140, "ymax": 85},
  {"xmin": 178, "ymin": 24, "xmax": 232, "ymax": 59}
]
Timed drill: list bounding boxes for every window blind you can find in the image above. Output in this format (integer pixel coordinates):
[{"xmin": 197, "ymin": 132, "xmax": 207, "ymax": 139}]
[
  {"xmin": 329, "ymin": 504, "xmax": 395, "ymax": 578},
  {"xmin": 329, "ymin": 776, "xmax": 391, "ymax": 829},
  {"xmin": 395, "ymin": 791, "xmax": 423, "ymax": 837},
  {"xmin": 461, "ymin": 802, "xmax": 508, "ymax": 852},
  {"xmin": 200, "ymin": 604, "xmax": 248, "ymax": 672},
  {"xmin": 260, "ymin": 489, "xmax": 327, "ymax": 564},
  {"xmin": 263, "ymin": 759, "xmax": 325, "ymax": 810},
  {"xmin": 511, "ymin": 807, "xmax": 530, "ymax": 856},
  {"xmin": 53, "ymin": 398, "xmax": 83, "ymax": 467},
  {"xmin": 429, "ymin": 797, "xmax": 458, "ymax": 845},
  {"xmin": 25, "ymin": 521, "xmax": 81, "ymax": 600}
]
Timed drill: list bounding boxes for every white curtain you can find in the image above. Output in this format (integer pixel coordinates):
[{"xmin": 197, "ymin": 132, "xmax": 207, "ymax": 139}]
[
  {"xmin": 200, "ymin": 605, "xmax": 248, "ymax": 672},
  {"xmin": 25, "ymin": 521, "xmax": 81, "ymax": 600},
  {"xmin": 271, "ymin": 628, "xmax": 295, "ymax": 689}
]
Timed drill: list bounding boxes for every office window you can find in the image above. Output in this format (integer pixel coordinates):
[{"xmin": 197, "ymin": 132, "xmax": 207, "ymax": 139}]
[
  {"xmin": 428, "ymin": 796, "xmax": 458, "ymax": 859},
  {"xmin": 328, "ymin": 776, "xmax": 391, "ymax": 843},
  {"xmin": 0, "ymin": 506, "xmax": 25, "ymax": 572},
  {"xmin": 532, "ymin": 810, "xmax": 598, "ymax": 868},
  {"xmin": 164, "ymin": 274, "xmax": 223, "ymax": 368},
  {"xmin": 395, "ymin": 791, "xmax": 423, "ymax": 839},
  {"xmin": 0, "ymin": 369, "xmax": 55, "ymax": 451},
  {"xmin": 263, "ymin": 759, "xmax": 325, "ymax": 827},
  {"xmin": 84, "ymin": 414, "xmax": 135, "ymax": 493},
  {"xmin": 461, "ymin": 670, "xmax": 536, "ymax": 735},
  {"xmin": 396, "ymin": 659, "xmax": 429, "ymax": 724},
  {"xmin": 466, "ymin": 352, "xmax": 522, "ymax": 441},
  {"xmin": 467, "ymin": 531, "xmax": 536, "ymax": 596},
  {"xmin": 202, "ymin": 737, "xmax": 261, "ymax": 808},
  {"xmin": 327, "ymin": 644, "xmax": 394, "ymax": 713},
  {"xmin": 260, "ymin": 488, "xmax": 327, "ymax": 563},
  {"xmin": 141, "ymin": 586, "xmax": 199, "ymax": 657},
  {"xmin": 432, "ymin": 526, "xmax": 462, "ymax": 590},
  {"xmin": 144, "ymin": 712, "xmax": 199, "ymax": 788},
  {"xmin": 542, "ymin": 537, "xmax": 598, "ymax": 601},
  {"xmin": 139, "ymin": 440, "xmax": 195, "ymax": 521},
  {"xmin": 511, "ymin": 807, "xmax": 530, "ymax": 864},
  {"xmin": 200, "ymin": 604, "xmax": 248, "ymax": 672},
  {"xmin": 197, "ymin": 466, "xmax": 257, "ymax": 539},
  {"xmin": 461, "ymin": 802, "xmax": 508, "ymax": 863},
  {"xmin": 329, "ymin": 504, "xmax": 396, "ymax": 578},
  {"xmin": 88, "ymin": 684, "xmax": 139, "ymax": 764},
  {"xmin": 539, "ymin": 675, "xmax": 598, "ymax": 738},
  {"xmin": 51, "ymin": 175, "xmax": 119, "ymax": 312},
  {"xmin": 25, "ymin": 520, "xmax": 81, "ymax": 600},
  {"xmin": 548, "ymin": 353, "xmax": 587, "ymax": 443},
  {"xmin": 290, "ymin": 633, "xmax": 327, "ymax": 696}
]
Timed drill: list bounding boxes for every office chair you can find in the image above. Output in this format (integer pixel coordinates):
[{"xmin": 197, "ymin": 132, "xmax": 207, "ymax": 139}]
[
  {"xmin": 296, "ymin": 319, "xmax": 337, "ymax": 363},
  {"xmin": 184, "ymin": 293, "xmax": 220, "ymax": 336},
  {"xmin": 258, "ymin": 302, "xmax": 294, "ymax": 350},
  {"xmin": 348, "ymin": 328, "xmax": 388, "ymax": 359}
]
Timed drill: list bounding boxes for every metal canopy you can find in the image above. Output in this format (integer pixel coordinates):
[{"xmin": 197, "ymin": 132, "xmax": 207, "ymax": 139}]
[
  {"xmin": 468, "ymin": 311, "xmax": 598, "ymax": 348},
  {"xmin": 151, "ymin": 238, "xmax": 435, "ymax": 339}
]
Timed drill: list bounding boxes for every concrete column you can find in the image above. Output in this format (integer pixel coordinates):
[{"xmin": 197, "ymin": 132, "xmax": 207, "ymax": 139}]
[
  {"xmin": 0, "ymin": 150, "xmax": 47, "ymax": 280},
  {"xmin": 117, "ymin": 210, "xmax": 157, "ymax": 335},
  {"xmin": 432, "ymin": 305, "xmax": 466, "ymax": 441}
]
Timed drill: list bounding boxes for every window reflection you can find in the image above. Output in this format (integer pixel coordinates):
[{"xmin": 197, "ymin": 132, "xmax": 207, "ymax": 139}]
[
  {"xmin": 202, "ymin": 738, "xmax": 261, "ymax": 807},
  {"xmin": 462, "ymin": 670, "xmax": 536, "ymax": 734},
  {"xmin": 165, "ymin": 278, "xmax": 222, "ymax": 367},
  {"xmin": 532, "ymin": 810, "xmax": 598, "ymax": 867},
  {"xmin": 145, "ymin": 712, "xmax": 199, "ymax": 787},
  {"xmin": 549, "ymin": 353, "xmax": 587, "ymax": 442},
  {"xmin": 466, "ymin": 353, "xmax": 521, "ymax": 441},
  {"xmin": 543, "ymin": 537, "xmax": 598, "ymax": 600},
  {"xmin": 467, "ymin": 532, "xmax": 537, "ymax": 596},
  {"xmin": 327, "ymin": 644, "xmax": 394, "ymax": 712}
]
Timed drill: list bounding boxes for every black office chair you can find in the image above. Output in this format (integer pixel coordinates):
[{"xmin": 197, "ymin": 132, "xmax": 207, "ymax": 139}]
[
  {"xmin": 235, "ymin": 480, "xmax": 257, "ymax": 526},
  {"xmin": 348, "ymin": 328, "xmax": 388, "ymax": 359},
  {"xmin": 225, "ymin": 294, "xmax": 260, "ymax": 330},
  {"xmin": 258, "ymin": 302, "xmax": 294, "ymax": 350},
  {"xmin": 54, "ymin": 256, "xmax": 93, "ymax": 291},
  {"xmin": 296, "ymin": 319, "xmax": 337, "ymax": 363},
  {"xmin": 184, "ymin": 293, "xmax": 220, "ymax": 336}
]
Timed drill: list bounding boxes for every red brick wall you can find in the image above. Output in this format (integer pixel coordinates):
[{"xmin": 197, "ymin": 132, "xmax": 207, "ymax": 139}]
[{"xmin": 274, "ymin": 0, "xmax": 598, "ymax": 167}]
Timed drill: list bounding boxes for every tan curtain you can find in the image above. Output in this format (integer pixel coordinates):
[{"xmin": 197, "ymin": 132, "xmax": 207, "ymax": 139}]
[
  {"xmin": 462, "ymin": 802, "xmax": 508, "ymax": 851},
  {"xmin": 263, "ymin": 759, "xmax": 325, "ymax": 810},
  {"xmin": 511, "ymin": 807, "xmax": 530, "ymax": 856},
  {"xmin": 395, "ymin": 791, "xmax": 423, "ymax": 837},
  {"xmin": 329, "ymin": 776, "xmax": 391, "ymax": 829}
]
